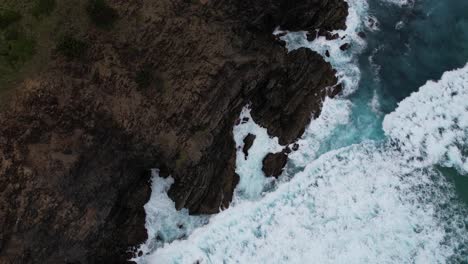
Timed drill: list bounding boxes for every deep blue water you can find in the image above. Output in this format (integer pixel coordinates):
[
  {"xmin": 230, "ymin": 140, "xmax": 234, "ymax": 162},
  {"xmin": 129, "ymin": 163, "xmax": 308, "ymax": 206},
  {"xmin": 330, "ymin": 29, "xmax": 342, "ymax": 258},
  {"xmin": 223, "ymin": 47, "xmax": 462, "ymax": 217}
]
[{"xmin": 363, "ymin": 0, "xmax": 468, "ymax": 112}]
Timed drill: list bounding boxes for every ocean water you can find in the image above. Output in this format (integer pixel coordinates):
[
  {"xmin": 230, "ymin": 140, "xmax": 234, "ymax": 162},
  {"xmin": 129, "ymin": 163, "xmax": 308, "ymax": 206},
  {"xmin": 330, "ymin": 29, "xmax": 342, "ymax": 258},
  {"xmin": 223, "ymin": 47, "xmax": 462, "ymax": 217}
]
[{"xmin": 134, "ymin": 0, "xmax": 468, "ymax": 263}]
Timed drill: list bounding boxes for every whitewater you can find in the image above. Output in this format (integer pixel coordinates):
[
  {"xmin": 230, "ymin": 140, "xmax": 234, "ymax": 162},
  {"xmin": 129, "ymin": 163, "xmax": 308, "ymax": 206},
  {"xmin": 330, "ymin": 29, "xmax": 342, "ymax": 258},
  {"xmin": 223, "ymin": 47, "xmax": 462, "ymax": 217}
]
[{"xmin": 134, "ymin": 0, "xmax": 468, "ymax": 263}]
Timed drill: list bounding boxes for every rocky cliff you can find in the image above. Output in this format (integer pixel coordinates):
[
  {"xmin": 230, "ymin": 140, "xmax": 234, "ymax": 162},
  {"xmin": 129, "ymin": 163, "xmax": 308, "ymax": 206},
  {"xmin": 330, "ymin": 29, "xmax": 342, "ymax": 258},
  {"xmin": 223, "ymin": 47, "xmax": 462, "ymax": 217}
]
[{"xmin": 0, "ymin": 0, "xmax": 348, "ymax": 263}]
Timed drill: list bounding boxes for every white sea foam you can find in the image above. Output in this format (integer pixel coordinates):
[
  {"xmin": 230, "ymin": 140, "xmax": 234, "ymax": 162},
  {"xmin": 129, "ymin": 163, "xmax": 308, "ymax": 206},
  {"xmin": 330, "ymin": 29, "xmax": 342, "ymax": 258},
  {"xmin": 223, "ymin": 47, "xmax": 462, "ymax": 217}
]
[
  {"xmin": 133, "ymin": 170, "xmax": 208, "ymax": 261},
  {"xmin": 369, "ymin": 89, "xmax": 382, "ymax": 114},
  {"xmin": 232, "ymin": 107, "xmax": 283, "ymax": 200},
  {"xmin": 143, "ymin": 143, "xmax": 467, "ymax": 264},
  {"xmin": 384, "ymin": 63, "xmax": 468, "ymax": 173},
  {"xmin": 138, "ymin": 64, "xmax": 468, "ymax": 263},
  {"xmin": 380, "ymin": 0, "xmax": 410, "ymax": 7},
  {"xmin": 288, "ymin": 98, "xmax": 353, "ymax": 168}
]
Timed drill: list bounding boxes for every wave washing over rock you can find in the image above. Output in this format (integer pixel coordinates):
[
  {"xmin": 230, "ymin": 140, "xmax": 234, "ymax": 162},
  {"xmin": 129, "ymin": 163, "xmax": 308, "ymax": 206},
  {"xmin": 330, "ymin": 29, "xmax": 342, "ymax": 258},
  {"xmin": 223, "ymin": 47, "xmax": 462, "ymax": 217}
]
[
  {"xmin": 137, "ymin": 66, "xmax": 468, "ymax": 264},
  {"xmin": 135, "ymin": 0, "xmax": 468, "ymax": 263}
]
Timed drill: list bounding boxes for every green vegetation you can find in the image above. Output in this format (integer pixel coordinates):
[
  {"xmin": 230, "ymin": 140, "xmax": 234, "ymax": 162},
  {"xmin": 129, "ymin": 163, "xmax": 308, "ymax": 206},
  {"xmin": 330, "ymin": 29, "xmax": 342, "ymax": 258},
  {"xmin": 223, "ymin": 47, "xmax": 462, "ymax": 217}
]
[
  {"xmin": 56, "ymin": 35, "xmax": 88, "ymax": 59},
  {"xmin": 86, "ymin": 0, "xmax": 117, "ymax": 29},
  {"xmin": 0, "ymin": 9, "xmax": 21, "ymax": 29},
  {"xmin": 0, "ymin": 0, "xmax": 119, "ymax": 96},
  {"xmin": 0, "ymin": 1, "xmax": 60, "ymax": 94},
  {"xmin": 31, "ymin": 0, "xmax": 56, "ymax": 17},
  {"xmin": 0, "ymin": 7, "xmax": 36, "ymax": 68},
  {"xmin": 0, "ymin": 33, "xmax": 36, "ymax": 66}
]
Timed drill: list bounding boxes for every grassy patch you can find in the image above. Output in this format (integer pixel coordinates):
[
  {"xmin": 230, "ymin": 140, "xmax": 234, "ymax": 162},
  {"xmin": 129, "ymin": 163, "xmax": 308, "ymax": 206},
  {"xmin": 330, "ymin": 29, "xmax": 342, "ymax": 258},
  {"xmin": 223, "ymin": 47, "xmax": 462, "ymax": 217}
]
[
  {"xmin": 31, "ymin": 0, "xmax": 56, "ymax": 17},
  {"xmin": 56, "ymin": 35, "xmax": 88, "ymax": 59},
  {"xmin": 86, "ymin": 0, "xmax": 117, "ymax": 29},
  {"xmin": 0, "ymin": 9, "xmax": 21, "ymax": 29}
]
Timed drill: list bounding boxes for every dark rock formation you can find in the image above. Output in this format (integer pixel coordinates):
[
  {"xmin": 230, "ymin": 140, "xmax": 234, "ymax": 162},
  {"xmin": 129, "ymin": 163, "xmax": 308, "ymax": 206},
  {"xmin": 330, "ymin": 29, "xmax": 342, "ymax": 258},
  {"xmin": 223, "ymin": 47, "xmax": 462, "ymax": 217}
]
[
  {"xmin": 242, "ymin": 134, "xmax": 256, "ymax": 159},
  {"xmin": 0, "ymin": 0, "xmax": 348, "ymax": 263},
  {"xmin": 262, "ymin": 149, "xmax": 289, "ymax": 178},
  {"xmin": 307, "ymin": 31, "xmax": 318, "ymax": 42},
  {"xmin": 340, "ymin": 43, "xmax": 351, "ymax": 51},
  {"xmin": 250, "ymin": 48, "xmax": 342, "ymax": 145},
  {"xmin": 292, "ymin": 143, "xmax": 300, "ymax": 151},
  {"xmin": 307, "ymin": 28, "xmax": 342, "ymax": 42}
]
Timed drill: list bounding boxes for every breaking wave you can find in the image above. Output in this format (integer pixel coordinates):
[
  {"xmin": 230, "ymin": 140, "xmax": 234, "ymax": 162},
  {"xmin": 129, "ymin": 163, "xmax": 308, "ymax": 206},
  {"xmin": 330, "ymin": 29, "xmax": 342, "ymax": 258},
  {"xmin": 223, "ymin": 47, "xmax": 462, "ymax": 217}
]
[
  {"xmin": 384, "ymin": 64, "xmax": 468, "ymax": 173},
  {"xmin": 137, "ymin": 65, "xmax": 468, "ymax": 264}
]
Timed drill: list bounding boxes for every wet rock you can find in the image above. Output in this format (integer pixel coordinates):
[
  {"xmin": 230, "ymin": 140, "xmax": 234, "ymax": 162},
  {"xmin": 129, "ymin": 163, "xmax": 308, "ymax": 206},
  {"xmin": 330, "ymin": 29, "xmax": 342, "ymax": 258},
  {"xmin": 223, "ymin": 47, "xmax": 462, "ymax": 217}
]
[
  {"xmin": 340, "ymin": 43, "xmax": 351, "ymax": 51},
  {"xmin": 325, "ymin": 50, "xmax": 330, "ymax": 57},
  {"xmin": 262, "ymin": 149, "xmax": 289, "ymax": 178},
  {"xmin": 242, "ymin": 134, "xmax": 256, "ymax": 159},
  {"xmin": 276, "ymin": 39, "xmax": 287, "ymax": 47},
  {"xmin": 358, "ymin": 31, "xmax": 366, "ymax": 39},
  {"xmin": 250, "ymin": 48, "xmax": 343, "ymax": 145},
  {"xmin": 307, "ymin": 30, "xmax": 318, "ymax": 42},
  {"xmin": 317, "ymin": 29, "xmax": 340, "ymax": 40},
  {"xmin": 276, "ymin": 32, "xmax": 287, "ymax": 38},
  {"xmin": 367, "ymin": 17, "xmax": 379, "ymax": 30},
  {"xmin": 292, "ymin": 143, "xmax": 300, "ymax": 151}
]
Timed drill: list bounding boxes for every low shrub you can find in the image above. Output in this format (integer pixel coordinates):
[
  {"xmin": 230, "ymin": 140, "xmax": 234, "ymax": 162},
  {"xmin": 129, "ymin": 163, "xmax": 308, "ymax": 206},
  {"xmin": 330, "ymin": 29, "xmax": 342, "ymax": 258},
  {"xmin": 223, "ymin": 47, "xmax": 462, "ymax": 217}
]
[
  {"xmin": 87, "ymin": 0, "xmax": 118, "ymax": 29},
  {"xmin": 31, "ymin": 0, "xmax": 57, "ymax": 17},
  {"xmin": 56, "ymin": 35, "xmax": 88, "ymax": 59},
  {"xmin": 3, "ymin": 36, "xmax": 36, "ymax": 67},
  {"xmin": 0, "ymin": 9, "xmax": 21, "ymax": 29}
]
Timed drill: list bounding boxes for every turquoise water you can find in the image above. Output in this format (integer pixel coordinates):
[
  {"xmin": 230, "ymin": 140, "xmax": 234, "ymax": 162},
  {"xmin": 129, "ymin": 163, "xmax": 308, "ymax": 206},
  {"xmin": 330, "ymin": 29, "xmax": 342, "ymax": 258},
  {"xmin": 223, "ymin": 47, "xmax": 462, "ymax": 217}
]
[
  {"xmin": 324, "ymin": 0, "xmax": 468, "ymax": 208},
  {"xmin": 361, "ymin": 0, "xmax": 468, "ymax": 205},
  {"xmin": 335, "ymin": 0, "xmax": 468, "ymax": 142}
]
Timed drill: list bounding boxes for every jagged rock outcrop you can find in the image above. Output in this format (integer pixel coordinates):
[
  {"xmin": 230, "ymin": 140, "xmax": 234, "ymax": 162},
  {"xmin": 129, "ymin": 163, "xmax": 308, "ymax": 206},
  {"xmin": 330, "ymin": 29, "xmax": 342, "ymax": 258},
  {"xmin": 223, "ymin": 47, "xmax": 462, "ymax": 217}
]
[
  {"xmin": 262, "ymin": 149, "xmax": 289, "ymax": 178},
  {"xmin": 0, "ymin": 0, "xmax": 348, "ymax": 263}
]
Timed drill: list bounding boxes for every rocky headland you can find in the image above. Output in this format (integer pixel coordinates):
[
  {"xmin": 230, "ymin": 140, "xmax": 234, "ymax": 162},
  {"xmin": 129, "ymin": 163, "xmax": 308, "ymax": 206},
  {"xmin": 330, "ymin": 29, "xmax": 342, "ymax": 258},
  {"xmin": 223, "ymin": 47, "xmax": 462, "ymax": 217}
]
[{"xmin": 0, "ymin": 0, "xmax": 348, "ymax": 263}]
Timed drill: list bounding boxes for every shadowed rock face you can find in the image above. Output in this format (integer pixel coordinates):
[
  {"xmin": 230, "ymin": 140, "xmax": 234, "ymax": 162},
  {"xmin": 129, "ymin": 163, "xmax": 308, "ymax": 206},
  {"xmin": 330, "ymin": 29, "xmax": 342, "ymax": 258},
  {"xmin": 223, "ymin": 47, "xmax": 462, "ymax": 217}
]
[{"xmin": 0, "ymin": 0, "xmax": 348, "ymax": 263}]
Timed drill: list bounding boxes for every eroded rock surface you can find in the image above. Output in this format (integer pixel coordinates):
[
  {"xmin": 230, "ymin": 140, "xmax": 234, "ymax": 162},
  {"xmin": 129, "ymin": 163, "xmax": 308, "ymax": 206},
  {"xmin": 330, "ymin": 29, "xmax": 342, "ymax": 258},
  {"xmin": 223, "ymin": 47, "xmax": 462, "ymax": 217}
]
[{"xmin": 0, "ymin": 0, "xmax": 348, "ymax": 263}]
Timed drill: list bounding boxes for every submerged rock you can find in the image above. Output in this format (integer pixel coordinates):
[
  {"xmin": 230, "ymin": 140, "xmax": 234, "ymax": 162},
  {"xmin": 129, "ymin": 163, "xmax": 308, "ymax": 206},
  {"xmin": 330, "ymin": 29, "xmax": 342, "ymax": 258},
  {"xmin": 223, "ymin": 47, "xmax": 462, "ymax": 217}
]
[
  {"xmin": 318, "ymin": 28, "xmax": 341, "ymax": 40},
  {"xmin": 340, "ymin": 43, "xmax": 351, "ymax": 51},
  {"xmin": 0, "ymin": 0, "xmax": 348, "ymax": 263}
]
